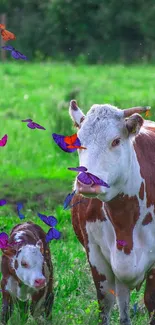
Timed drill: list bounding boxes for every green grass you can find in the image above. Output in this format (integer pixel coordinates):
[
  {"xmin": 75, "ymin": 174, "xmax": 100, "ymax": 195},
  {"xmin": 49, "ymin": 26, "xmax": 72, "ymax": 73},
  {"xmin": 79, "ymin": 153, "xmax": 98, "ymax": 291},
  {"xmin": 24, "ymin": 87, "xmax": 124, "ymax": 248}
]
[{"xmin": 0, "ymin": 61, "xmax": 154, "ymax": 324}]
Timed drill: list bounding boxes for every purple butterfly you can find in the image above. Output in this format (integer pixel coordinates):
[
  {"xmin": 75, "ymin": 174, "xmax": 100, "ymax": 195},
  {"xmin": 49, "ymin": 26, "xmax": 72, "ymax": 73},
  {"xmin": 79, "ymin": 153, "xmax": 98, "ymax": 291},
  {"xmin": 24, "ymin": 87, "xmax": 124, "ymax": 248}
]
[
  {"xmin": 68, "ymin": 166, "xmax": 110, "ymax": 188},
  {"xmin": 22, "ymin": 119, "xmax": 46, "ymax": 130},
  {"xmin": 63, "ymin": 190, "xmax": 85, "ymax": 210},
  {"xmin": 17, "ymin": 202, "xmax": 25, "ymax": 220},
  {"xmin": 37, "ymin": 213, "xmax": 61, "ymax": 243},
  {"xmin": 0, "ymin": 199, "xmax": 6, "ymax": 206},
  {"xmin": 0, "ymin": 232, "xmax": 23, "ymax": 249},
  {"xmin": 2, "ymin": 45, "xmax": 28, "ymax": 60},
  {"xmin": 52, "ymin": 133, "xmax": 81, "ymax": 153},
  {"xmin": 116, "ymin": 240, "xmax": 127, "ymax": 247}
]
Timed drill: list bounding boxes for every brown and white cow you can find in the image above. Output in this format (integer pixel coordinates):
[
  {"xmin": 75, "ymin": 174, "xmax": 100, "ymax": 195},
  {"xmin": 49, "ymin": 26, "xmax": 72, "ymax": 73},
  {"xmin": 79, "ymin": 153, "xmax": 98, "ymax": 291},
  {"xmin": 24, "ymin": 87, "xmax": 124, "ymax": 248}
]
[
  {"xmin": 69, "ymin": 100, "xmax": 155, "ymax": 325},
  {"xmin": 0, "ymin": 222, "xmax": 54, "ymax": 324}
]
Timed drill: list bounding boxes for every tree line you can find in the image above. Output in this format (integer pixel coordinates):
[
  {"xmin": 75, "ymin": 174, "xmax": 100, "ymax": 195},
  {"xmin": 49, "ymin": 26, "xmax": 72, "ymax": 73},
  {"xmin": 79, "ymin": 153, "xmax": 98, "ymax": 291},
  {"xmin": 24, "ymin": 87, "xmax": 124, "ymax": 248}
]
[{"xmin": 0, "ymin": 0, "xmax": 155, "ymax": 63}]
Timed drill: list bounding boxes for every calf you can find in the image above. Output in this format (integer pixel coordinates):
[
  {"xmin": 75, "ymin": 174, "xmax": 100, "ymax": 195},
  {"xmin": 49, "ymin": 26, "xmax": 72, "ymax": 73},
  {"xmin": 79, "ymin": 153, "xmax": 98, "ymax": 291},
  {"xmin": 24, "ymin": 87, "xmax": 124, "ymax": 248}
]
[{"xmin": 1, "ymin": 222, "xmax": 54, "ymax": 324}]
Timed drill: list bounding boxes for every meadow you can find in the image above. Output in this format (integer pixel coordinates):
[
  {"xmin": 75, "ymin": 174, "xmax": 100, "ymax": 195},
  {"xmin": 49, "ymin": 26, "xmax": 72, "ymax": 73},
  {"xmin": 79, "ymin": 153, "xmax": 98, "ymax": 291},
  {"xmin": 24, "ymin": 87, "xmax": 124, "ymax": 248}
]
[{"xmin": 0, "ymin": 62, "xmax": 154, "ymax": 325}]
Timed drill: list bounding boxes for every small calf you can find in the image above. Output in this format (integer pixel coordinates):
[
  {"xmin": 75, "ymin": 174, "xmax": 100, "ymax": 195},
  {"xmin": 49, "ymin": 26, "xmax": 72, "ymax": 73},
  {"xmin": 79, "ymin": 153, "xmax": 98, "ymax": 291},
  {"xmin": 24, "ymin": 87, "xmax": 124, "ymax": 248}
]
[{"xmin": 0, "ymin": 222, "xmax": 54, "ymax": 324}]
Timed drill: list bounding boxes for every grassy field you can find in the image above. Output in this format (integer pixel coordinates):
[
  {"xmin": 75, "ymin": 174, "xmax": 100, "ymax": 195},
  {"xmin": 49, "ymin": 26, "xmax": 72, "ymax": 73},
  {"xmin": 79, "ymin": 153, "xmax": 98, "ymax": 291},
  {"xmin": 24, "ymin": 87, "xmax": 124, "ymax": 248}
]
[{"xmin": 0, "ymin": 62, "xmax": 154, "ymax": 324}]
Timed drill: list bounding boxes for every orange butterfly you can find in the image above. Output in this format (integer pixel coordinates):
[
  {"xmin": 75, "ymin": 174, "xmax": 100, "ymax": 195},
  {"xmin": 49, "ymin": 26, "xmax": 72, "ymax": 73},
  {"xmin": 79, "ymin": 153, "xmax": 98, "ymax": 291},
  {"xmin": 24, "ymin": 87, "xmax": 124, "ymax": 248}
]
[
  {"xmin": 0, "ymin": 24, "xmax": 16, "ymax": 41},
  {"xmin": 67, "ymin": 144, "xmax": 87, "ymax": 149},
  {"xmin": 109, "ymin": 289, "xmax": 117, "ymax": 297},
  {"xmin": 145, "ymin": 110, "xmax": 151, "ymax": 118},
  {"xmin": 64, "ymin": 134, "xmax": 86, "ymax": 150}
]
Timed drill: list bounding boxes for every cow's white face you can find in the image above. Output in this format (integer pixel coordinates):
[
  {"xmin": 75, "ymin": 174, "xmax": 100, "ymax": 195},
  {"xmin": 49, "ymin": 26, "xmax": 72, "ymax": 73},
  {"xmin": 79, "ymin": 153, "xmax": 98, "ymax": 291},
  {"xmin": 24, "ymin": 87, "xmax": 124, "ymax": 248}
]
[
  {"xmin": 12, "ymin": 244, "xmax": 46, "ymax": 289},
  {"xmin": 69, "ymin": 102, "xmax": 144, "ymax": 202}
]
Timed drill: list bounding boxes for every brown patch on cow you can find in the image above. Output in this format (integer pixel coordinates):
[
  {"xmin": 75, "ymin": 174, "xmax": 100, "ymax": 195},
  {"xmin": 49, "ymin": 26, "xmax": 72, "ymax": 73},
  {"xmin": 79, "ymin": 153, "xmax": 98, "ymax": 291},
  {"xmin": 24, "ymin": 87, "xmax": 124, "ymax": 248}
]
[
  {"xmin": 134, "ymin": 123, "xmax": 155, "ymax": 209},
  {"xmin": 71, "ymin": 195, "xmax": 106, "ymax": 249},
  {"xmin": 105, "ymin": 194, "xmax": 140, "ymax": 255},
  {"xmin": 139, "ymin": 182, "xmax": 144, "ymax": 200},
  {"xmin": 80, "ymin": 116, "xmax": 85, "ymax": 124},
  {"xmin": 142, "ymin": 212, "xmax": 153, "ymax": 226},
  {"xmin": 90, "ymin": 265, "xmax": 106, "ymax": 301}
]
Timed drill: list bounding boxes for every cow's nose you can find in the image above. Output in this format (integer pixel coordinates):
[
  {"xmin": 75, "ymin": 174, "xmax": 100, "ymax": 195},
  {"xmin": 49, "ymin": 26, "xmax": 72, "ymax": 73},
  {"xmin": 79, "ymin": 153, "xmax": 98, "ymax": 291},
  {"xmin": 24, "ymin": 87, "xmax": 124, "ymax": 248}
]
[
  {"xmin": 34, "ymin": 278, "xmax": 46, "ymax": 288},
  {"xmin": 76, "ymin": 180, "xmax": 101, "ymax": 194}
]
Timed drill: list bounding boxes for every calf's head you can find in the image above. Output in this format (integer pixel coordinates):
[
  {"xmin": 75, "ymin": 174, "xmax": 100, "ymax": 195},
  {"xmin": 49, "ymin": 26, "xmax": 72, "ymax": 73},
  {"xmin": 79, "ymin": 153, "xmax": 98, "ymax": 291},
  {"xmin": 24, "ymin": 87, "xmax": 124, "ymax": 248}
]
[
  {"xmin": 69, "ymin": 100, "xmax": 150, "ymax": 201},
  {"xmin": 2, "ymin": 239, "xmax": 46, "ymax": 289}
]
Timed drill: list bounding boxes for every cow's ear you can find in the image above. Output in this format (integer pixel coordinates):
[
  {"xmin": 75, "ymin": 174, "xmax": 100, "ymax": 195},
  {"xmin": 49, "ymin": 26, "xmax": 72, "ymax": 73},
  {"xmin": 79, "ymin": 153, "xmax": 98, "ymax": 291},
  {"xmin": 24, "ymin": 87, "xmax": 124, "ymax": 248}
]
[
  {"xmin": 69, "ymin": 100, "xmax": 85, "ymax": 129},
  {"xmin": 36, "ymin": 239, "xmax": 44, "ymax": 254},
  {"xmin": 125, "ymin": 113, "xmax": 144, "ymax": 136},
  {"xmin": 1, "ymin": 247, "xmax": 17, "ymax": 258}
]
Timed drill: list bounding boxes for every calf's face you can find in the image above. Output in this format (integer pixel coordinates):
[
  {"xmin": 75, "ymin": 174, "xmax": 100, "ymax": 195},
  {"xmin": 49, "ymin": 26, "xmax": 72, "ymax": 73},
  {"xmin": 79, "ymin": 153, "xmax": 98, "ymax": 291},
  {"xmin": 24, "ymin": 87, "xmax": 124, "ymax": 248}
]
[{"xmin": 3, "ymin": 240, "xmax": 46, "ymax": 290}]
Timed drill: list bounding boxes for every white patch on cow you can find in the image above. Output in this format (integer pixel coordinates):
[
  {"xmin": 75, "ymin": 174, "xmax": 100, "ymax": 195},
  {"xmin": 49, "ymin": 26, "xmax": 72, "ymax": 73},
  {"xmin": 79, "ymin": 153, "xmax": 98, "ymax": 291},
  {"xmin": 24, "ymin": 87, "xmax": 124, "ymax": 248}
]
[
  {"xmin": 14, "ymin": 231, "xmax": 25, "ymax": 242},
  {"xmin": 5, "ymin": 276, "xmax": 36, "ymax": 301},
  {"xmin": 11, "ymin": 244, "xmax": 46, "ymax": 289}
]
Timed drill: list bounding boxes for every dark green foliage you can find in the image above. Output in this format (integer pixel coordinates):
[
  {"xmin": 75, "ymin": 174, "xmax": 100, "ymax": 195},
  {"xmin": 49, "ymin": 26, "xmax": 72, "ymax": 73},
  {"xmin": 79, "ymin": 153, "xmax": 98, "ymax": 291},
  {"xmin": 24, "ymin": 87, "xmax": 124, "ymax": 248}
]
[{"xmin": 1, "ymin": 1, "xmax": 155, "ymax": 63}]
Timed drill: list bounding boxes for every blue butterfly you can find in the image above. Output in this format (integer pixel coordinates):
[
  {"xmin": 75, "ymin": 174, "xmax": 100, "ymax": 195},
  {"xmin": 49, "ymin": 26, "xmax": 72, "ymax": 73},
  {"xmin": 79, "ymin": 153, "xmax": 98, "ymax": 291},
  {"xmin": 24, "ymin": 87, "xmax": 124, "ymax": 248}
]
[
  {"xmin": 37, "ymin": 213, "xmax": 61, "ymax": 243},
  {"xmin": 63, "ymin": 190, "xmax": 85, "ymax": 210},
  {"xmin": 133, "ymin": 302, "xmax": 138, "ymax": 315},
  {"xmin": 17, "ymin": 202, "xmax": 25, "ymax": 220}
]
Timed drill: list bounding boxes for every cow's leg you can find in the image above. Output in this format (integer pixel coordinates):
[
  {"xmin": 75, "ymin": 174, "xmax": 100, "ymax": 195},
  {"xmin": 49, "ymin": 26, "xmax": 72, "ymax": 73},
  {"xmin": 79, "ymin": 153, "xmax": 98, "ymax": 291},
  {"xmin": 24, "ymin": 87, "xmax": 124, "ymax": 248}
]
[
  {"xmin": 115, "ymin": 278, "xmax": 131, "ymax": 325},
  {"xmin": 144, "ymin": 268, "xmax": 155, "ymax": 325},
  {"xmin": 88, "ymin": 244, "xmax": 115, "ymax": 325},
  {"xmin": 1, "ymin": 292, "xmax": 14, "ymax": 324}
]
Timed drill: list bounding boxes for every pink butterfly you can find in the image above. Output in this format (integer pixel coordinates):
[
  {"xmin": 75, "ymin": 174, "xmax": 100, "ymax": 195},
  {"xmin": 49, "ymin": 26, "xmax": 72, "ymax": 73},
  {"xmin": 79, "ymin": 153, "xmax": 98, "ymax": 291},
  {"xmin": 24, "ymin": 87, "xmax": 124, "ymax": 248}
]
[{"xmin": 0, "ymin": 134, "xmax": 8, "ymax": 147}]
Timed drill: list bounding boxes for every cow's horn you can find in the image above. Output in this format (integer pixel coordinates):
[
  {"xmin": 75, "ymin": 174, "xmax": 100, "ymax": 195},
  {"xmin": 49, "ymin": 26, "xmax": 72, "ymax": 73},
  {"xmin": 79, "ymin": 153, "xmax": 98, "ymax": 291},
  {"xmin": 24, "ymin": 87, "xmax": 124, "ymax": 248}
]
[
  {"xmin": 124, "ymin": 106, "xmax": 151, "ymax": 117},
  {"xmin": 70, "ymin": 99, "xmax": 78, "ymax": 111}
]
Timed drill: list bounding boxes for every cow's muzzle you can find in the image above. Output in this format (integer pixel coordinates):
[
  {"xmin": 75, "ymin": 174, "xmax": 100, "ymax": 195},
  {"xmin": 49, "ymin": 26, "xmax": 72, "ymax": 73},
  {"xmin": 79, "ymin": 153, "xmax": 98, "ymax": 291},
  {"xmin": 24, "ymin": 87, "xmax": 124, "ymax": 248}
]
[{"xmin": 76, "ymin": 180, "xmax": 102, "ymax": 196}]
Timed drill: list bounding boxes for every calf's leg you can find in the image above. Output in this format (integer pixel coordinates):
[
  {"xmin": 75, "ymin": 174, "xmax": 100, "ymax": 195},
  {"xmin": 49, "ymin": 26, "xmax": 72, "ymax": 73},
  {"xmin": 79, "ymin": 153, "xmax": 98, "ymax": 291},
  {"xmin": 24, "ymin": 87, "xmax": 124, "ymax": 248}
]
[{"xmin": 1, "ymin": 292, "xmax": 13, "ymax": 324}]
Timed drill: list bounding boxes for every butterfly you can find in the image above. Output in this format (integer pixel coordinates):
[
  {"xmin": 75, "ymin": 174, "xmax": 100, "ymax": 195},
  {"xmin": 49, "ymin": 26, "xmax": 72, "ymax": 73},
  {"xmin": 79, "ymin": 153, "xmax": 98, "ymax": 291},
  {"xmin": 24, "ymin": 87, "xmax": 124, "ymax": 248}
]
[
  {"xmin": 145, "ymin": 110, "xmax": 151, "ymax": 118},
  {"xmin": 17, "ymin": 202, "xmax": 25, "ymax": 220},
  {"xmin": 116, "ymin": 240, "xmax": 127, "ymax": 247},
  {"xmin": 68, "ymin": 166, "xmax": 110, "ymax": 188},
  {"xmin": 0, "ymin": 24, "xmax": 16, "ymax": 41},
  {"xmin": 52, "ymin": 133, "xmax": 86, "ymax": 153},
  {"xmin": 0, "ymin": 232, "xmax": 22, "ymax": 249},
  {"xmin": 37, "ymin": 213, "xmax": 61, "ymax": 243},
  {"xmin": 2, "ymin": 45, "xmax": 28, "ymax": 60},
  {"xmin": 108, "ymin": 289, "xmax": 117, "ymax": 297},
  {"xmin": 22, "ymin": 119, "xmax": 46, "ymax": 130},
  {"xmin": 0, "ymin": 134, "xmax": 8, "ymax": 147},
  {"xmin": 0, "ymin": 199, "xmax": 6, "ymax": 206},
  {"xmin": 63, "ymin": 190, "xmax": 85, "ymax": 210}
]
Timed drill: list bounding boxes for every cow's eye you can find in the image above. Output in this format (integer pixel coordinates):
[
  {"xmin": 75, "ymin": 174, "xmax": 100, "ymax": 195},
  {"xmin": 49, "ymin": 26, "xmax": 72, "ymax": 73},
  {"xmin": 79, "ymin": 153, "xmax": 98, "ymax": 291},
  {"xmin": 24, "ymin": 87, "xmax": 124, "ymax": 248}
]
[
  {"xmin": 111, "ymin": 138, "xmax": 121, "ymax": 147},
  {"xmin": 21, "ymin": 261, "xmax": 29, "ymax": 268}
]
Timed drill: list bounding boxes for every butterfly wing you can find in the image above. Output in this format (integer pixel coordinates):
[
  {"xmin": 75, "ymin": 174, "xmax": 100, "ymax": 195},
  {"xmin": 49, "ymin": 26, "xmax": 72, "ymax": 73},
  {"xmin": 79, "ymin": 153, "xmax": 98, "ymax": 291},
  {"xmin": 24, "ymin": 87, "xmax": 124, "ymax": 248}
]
[
  {"xmin": 21, "ymin": 119, "xmax": 32, "ymax": 122},
  {"xmin": 15, "ymin": 50, "xmax": 28, "ymax": 60},
  {"xmin": 33, "ymin": 122, "xmax": 46, "ymax": 130},
  {"xmin": 0, "ymin": 24, "xmax": 6, "ymax": 29},
  {"xmin": 63, "ymin": 193, "xmax": 72, "ymax": 209},
  {"xmin": 1, "ymin": 29, "xmax": 16, "ymax": 41},
  {"xmin": 0, "ymin": 199, "xmax": 6, "ymax": 206},
  {"xmin": 0, "ymin": 232, "xmax": 9, "ymax": 249},
  {"xmin": 45, "ymin": 228, "xmax": 61, "ymax": 243},
  {"xmin": 88, "ymin": 173, "xmax": 110, "ymax": 188},
  {"xmin": 1, "ymin": 45, "xmax": 14, "ymax": 51},
  {"xmin": 77, "ymin": 172, "xmax": 92, "ymax": 185},
  {"xmin": 11, "ymin": 50, "xmax": 20, "ymax": 60},
  {"xmin": 64, "ymin": 133, "xmax": 77, "ymax": 145},
  {"xmin": 52, "ymin": 133, "xmax": 77, "ymax": 153},
  {"xmin": 68, "ymin": 166, "xmax": 87, "ymax": 172},
  {"xmin": 37, "ymin": 213, "xmax": 57, "ymax": 227},
  {"xmin": 27, "ymin": 122, "xmax": 36, "ymax": 129},
  {"xmin": 0, "ymin": 134, "xmax": 8, "ymax": 147}
]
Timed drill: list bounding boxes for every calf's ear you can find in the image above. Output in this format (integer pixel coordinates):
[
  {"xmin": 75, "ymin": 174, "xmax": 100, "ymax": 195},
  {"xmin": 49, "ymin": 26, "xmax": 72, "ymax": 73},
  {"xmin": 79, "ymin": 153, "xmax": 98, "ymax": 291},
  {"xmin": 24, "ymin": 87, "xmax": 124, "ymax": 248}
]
[
  {"xmin": 1, "ymin": 247, "xmax": 16, "ymax": 258},
  {"xmin": 69, "ymin": 100, "xmax": 85, "ymax": 128},
  {"xmin": 125, "ymin": 113, "xmax": 144, "ymax": 136},
  {"xmin": 36, "ymin": 239, "xmax": 44, "ymax": 254}
]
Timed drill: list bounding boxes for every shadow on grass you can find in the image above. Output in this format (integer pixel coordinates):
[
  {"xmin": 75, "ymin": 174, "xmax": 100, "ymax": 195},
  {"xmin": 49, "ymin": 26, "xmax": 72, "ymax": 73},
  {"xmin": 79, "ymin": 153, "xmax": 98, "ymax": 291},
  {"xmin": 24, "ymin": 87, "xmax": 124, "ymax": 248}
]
[{"xmin": 0, "ymin": 177, "xmax": 72, "ymax": 215}]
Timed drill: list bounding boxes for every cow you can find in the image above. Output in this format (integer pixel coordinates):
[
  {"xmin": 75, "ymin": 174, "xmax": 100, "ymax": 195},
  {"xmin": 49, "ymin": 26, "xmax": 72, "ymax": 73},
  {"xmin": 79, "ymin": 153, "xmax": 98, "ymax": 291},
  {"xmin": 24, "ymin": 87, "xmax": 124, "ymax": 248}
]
[
  {"xmin": 69, "ymin": 99, "xmax": 155, "ymax": 325},
  {"xmin": 0, "ymin": 222, "xmax": 54, "ymax": 324}
]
